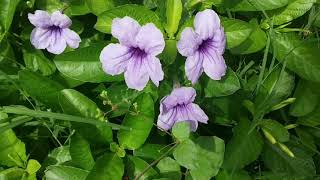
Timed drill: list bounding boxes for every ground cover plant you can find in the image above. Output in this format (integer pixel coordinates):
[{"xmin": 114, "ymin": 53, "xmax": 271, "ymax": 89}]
[{"xmin": 0, "ymin": 0, "xmax": 320, "ymax": 179}]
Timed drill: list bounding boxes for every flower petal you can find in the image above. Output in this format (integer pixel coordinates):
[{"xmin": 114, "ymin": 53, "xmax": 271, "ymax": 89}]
[
  {"xmin": 111, "ymin": 16, "xmax": 141, "ymax": 47},
  {"xmin": 30, "ymin": 28, "xmax": 51, "ymax": 49},
  {"xmin": 175, "ymin": 103, "xmax": 208, "ymax": 131},
  {"xmin": 62, "ymin": 28, "xmax": 81, "ymax": 49},
  {"xmin": 144, "ymin": 56, "xmax": 164, "ymax": 87},
  {"xmin": 50, "ymin": 11, "xmax": 72, "ymax": 28},
  {"xmin": 157, "ymin": 104, "xmax": 177, "ymax": 131},
  {"xmin": 175, "ymin": 106, "xmax": 199, "ymax": 131},
  {"xmin": 211, "ymin": 27, "xmax": 226, "ymax": 55},
  {"xmin": 46, "ymin": 31, "xmax": 67, "ymax": 54},
  {"xmin": 202, "ymin": 50, "xmax": 227, "ymax": 80},
  {"xmin": 161, "ymin": 95, "xmax": 178, "ymax": 110},
  {"xmin": 124, "ymin": 57, "xmax": 149, "ymax": 91},
  {"xmin": 185, "ymin": 52, "xmax": 204, "ymax": 84},
  {"xmin": 163, "ymin": 87, "xmax": 196, "ymax": 109},
  {"xmin": 194, "ymin": 9, "xmax": 221, "ymax": 40},
  {"xmin": 177, "ymin": 27, "xmax": 201, "ymax": 57},
  {"xmin": 100, "ymin": 43, "xmax": 131, "ymax": 76},
  {"xmin": 28, "ymin": 10, "xmax": 51, "ymax": 28},
  {"xmin": 187, "ymin": 103, "xmax": 209, "ymax": 123},
  {"xmin": 136, "ymin": 23, "xmax": 165, "ymax": 56}
]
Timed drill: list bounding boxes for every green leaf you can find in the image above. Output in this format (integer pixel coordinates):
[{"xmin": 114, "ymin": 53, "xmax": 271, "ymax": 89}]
[
  {"xmin": 216, "ymin": 169, "xmax": 251, "ymax": 180},
  {"xmin": 0, "ymin": 39, "xmax": 16, "ymax": 73},
  {"xmin": 159, "ymin": 40, "xmax": 177, "ymax": 66},
  {"xmin": 59, "ymin": 89, "xmax": 103, "ymax": 119},
  {"xmin": 176, "ymin": 17, "xmax": 193, "ymax": 39},
  {"xmin": 59, "ymin": 89, "xmax": 113, "ymax": 143},
  {"xmin": 204, "ymin": 68, "xmax": 240, "ymax": 97},
  {"xmin": 0, "ymin": 0, "xmax": 20, "ymax": 35},
  {"xmin": 172, "ymin": 121, "xmax": 190, "ymax": 141},
  {"xmin": 101, "ymin": 83, "xmax": 140, "ymax": 118},
  {"xmin": 228, "ymin": 0, "xmax": 289, "ymax": 11},
  {"xmin": 271, "ymin": 33, "xmax": 320, "ymax": 82},
  {"xmin": 314, "ymin": 8, "xmax": 320, "ymax": 28},
  {"xmin": 254, "ymin": 67, "xmax": 295, "ymax": 115},
  {"xmin": 26, "ymin": 159, "xmax": 41, "ymax": 175},
  {"xmin": 110, "ymin": 142, "xmax": 126, "ymax": 157},
  {"xmin": 156, "ymin": 157, "xmax": 181, "ymax": 180},
  {"xmin": 297, "ymin": 103, "xmax": 320, "ymax": 127},
  {"xmin": 201, "ymin": 0, "xmax": 224, "ymax": 9},
  {"xmin": 19, "ymin": 70, "xmax": 64, "ymax": 109},
  {"xmin": 223, "ymin": 118, "xmax": 263, "ymax": 171},
  {"xmin": 204, "ymin": 94, "xmax": 242, "ymax": 126},
  {"xmin": 0, "ymin": 130, "xmax": 26, "ymax": 167},
  {"xmin": 143, "ymin": 0, "xmax": 158, "ymax": 9},
  {"xmin": 45, "ymin": 165, "xmax": 89, "ymax": 180},
  {"xmin": 51, "ymin": 72, "xmax": 84, "ymax": 88},
  {"xmin": 191, "ymin": 136, "xmax": 225, "ymax": 179},
  {"xmin": 54, "ymin": 43, "xmax": 123, "ymax": 83},
  {"xmin": 264, "ymin": 0, "xmax": 316, "ymax": 25},
  {"xmin": 174, "ymin": 136, "xmax": 225, "ymax": 179},
  {"xmin": 133, "ymin": 144, "xmax": 166, "ymax": 160},
  {"xmin": 290, "ymin": 80, "xmax": 320, "ymax": 117},
  {"xmin": 0, "ymin": 167, "xmax": 25, "ymax": 180},
  {"xmin": 262, "ymin": 138, "xmax": 316, "ymax": 179},
  {"xmin": 86, "ymin": 0, "xmax": 114, "ymax": 15},
  {"xmin": 295, "ymin": 127, "xmax": 317, "ymax": 155},
  {"xmin": 165, "ymin": 0, "xmax": 182, "ymax": 38},
  {"xmin": 35, "ymin": 0, "xmax": 64, "ymax": 12},
  {"xmin": 230, "ymin": 19, "xmax": 267, "ymax": 54},
  {"xmin": 127, "ymin": 156, "xmax": 158, "ymax": 180},
  {"xmin": 67, "ymin": 0, "xmax": 90, "ymax": 16},
  {"xmin": 95, "ymin": 4, "xmax": 163, "ymax": 34},
  {"xmin": 173, "ymin": 139, "xmax": 196, "ymax": 169},
  {"xmin": 260, "ymin": 119, "xmax": 289, "ymax": 142},
  {"xmin": 221, "ymin": 17, "xmax": 253, "ymax": 49},
  {"xmin": 117, "ymin": 93, "xmax": 154, "ymax": 150},
  {"xmin": 0, "ymin": 112, "xmax": 8, "ymax": 120},
  {"xmin": 23, "ymin": 44, "xmax": 56, "ymax": 76},
  {"xmin": 86, "ymin": 153, "xmax": 124, "ymax": 180},
  {"xmin": 70, "ymin": 133, "xmax": 95, "ymax": 170},
  {"xmin": 43, "ymin": 146, "xmax": 71, "ymax": 167}
]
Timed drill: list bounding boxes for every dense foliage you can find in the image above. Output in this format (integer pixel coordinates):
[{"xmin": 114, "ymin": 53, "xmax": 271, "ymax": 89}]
[{"xmin": 0, "ymin": 0, "xmax": 320, "ymax": 179}]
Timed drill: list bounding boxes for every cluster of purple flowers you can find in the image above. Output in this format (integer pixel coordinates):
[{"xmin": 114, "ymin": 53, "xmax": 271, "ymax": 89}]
[{"xmin": 28, "ymin": 9, "xmax": 226, "ymax": 131}]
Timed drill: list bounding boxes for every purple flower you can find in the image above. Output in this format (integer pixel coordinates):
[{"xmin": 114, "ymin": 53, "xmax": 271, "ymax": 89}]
[
  {"xmin": 28, "ymin": 10, "xmax": 81, "ymax": 54},
  {"xmin": 100, "ymin": 17, "xmax": 165, "ymax": 91},
  {"xmin": 157, "ymin": 87, "xmax": 208, "ymax": 131},
  {"xmin": 177, "ymin": 9, "xmax": 227, "ymax": 84}
]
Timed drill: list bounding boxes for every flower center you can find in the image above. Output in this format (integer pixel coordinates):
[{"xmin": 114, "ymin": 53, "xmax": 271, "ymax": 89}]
[
  {"xmin": 176, "ymin": 103, "xmax": 187, "ymax": 108},
  {"xmin": 48, "ymin": 25, "xmax": 61, "ymax": 32},
  {"xmin": 130, "ymin": 47, "xmax": 147, "ymax": 59},
  {"xmin": 198, "ymin": 39, "xmax": 213, "ymax": 52}
]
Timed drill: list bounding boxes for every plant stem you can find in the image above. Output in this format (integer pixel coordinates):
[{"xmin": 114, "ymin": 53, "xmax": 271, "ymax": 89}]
[
  {"xmin": 43, "ymin": 121, "xmax": 63, "ymax": 147},
  {"xmin": 256, "ymin": 34, "xmax": 270, "ymax": 94},
  {"xmin": 1, "ymin": 106, "xmax": 130, "ymax": 130},
  {"xmin": 153, "ymin": 123, "xmax": 174, "ymax": 138},
  {"xmin": 0, "ymin": 116, "xmax": 33, "ymax": 132},
  {"xmin": 134, "ymin": 142, "xmax": 179, "ymax": 180},
  {"xmin": 239, "ymin": 60, "xmax": 254, "ymax": 77},
  {"xmin": 268, "ymin": 54, "xmax": 276, "ymax": 74}
]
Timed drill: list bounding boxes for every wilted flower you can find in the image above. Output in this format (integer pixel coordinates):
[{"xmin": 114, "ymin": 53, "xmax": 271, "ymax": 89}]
[
  {"xmin": 100, "ymin": 16, "xmax": 165, "ymax": 91},
  {"xmin": 177, "ymin": 9, "xmax": 226, "ymax": 84},
  {"xmin": 28, "ymin": 10, "xmax": 81, "ymax": 54},
  {"xmin": 157, "ymin": 87, "xmax": 208, "ymax": 131}
]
